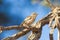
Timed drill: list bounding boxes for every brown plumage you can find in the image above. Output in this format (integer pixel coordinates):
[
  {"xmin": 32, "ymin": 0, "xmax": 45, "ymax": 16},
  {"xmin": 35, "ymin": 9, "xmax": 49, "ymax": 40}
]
[{"xmin": 20, "ymin": 12, "xmax": 38, "ymax": 27}]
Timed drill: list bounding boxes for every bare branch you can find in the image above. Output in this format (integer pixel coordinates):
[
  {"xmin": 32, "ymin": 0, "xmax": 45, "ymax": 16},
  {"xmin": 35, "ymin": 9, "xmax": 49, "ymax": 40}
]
[
  {"xmin": 46, "ymin": 0, "xmax": 55, "ymax": 10},
  {"xmin": 0, "ymin": 13, "xmax": 37, "ymax": 32},
  {"xmin": 1, "ymin": 12, "xmax": 56, "ymax": 40},
  {"xmin": 0, "ymin": 25, "xmax": 19, "ymax": 30},
  {"xmin": 49, "ymin": 14, "xmax": 56, "ymax": 27},
  {"xmin": 0, "ymin": 12, "xmax": 53, "ymax": 30},
  {"xmin": 27, "ymin": 12, "xmax": 54, "ymax": 40},
  {"xmin": 49, "ymin": 34, "xmax": 53, "ymax": 40},
  {"xmin": 3, "ymin": 29, "xmax": 30, "ymax": 40},
  {"xmin": 49, "ymin": 24, "xmax": 55, "ymax": 40},
  {"xmin": 1, "ymin": 1, "xmax": 60, "ymax": 40},
  {"xmin": 28, "ymin": 31, "xmax": 41, "ymax": 40}
]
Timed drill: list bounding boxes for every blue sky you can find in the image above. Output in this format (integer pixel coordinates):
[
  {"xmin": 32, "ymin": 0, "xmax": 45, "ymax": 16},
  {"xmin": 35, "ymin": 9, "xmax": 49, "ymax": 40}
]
[{"xmin": 0, "ymin": 0, "xmax": 58, "ymax": 40}]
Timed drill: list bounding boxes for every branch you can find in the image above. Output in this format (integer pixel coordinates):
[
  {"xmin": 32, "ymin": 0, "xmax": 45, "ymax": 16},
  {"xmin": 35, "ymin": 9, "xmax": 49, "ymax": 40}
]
[
  {"xmin": 0, "ymin": 12, "xmax": 52, "ymax": 31},
  {"xmin": 19, "ymin": 12, "xmax": 53, "ymax": 31},
  {"xmin": 0, "ymin": 25, "xmax": 24, "ymax": 33},
  {"xmin": 3, "ymin": 29, "xmax": 30, "ymax": 40},
  {"xmin": 27, "ymin": 12, "xmax": 54, "ymax": 40},
  {"xmin": 12, "ymin": 29, "xmax": 30, "ymax": 39},
  {"xmin": 0, "ymin": 12, "xmax": 53, "ymax": 34},
  {"xmin": 2, "ymin": 12, "xmax": 53, "ymax": 40},
  {"xmin": 0, "ymin": 25, "xmax": 19, "ymax": 30},
  {"xmin": 28, "ymin": 31, "xmax": 42, "ymax": 40},
  {"xmin": 49, "ymin": 34, "xmax": 53, "ymax": 40},
  {"xmin": 49, "ymin": 25, "xmax": 55, "ymax": 40},
  {"xmin": 28, "ymin": 18, "xmax": 49, "ymax": 40},
  {"xmin": 0, "ymin": 13, "xmax": 38, "ymax": 33},
  {"xmin": 56, "ymin": 19, "xmax": 60, "ymax": 40},
  {"xmin": 46, "ymin": 0, "xmax": 55, "ymax": 10}
]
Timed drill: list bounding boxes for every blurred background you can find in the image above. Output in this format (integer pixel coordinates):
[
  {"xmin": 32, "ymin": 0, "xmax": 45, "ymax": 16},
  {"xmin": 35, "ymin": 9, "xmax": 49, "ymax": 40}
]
[{"xmin": 0, "ymin": 0, "xmax": 59, "ymax": 40}]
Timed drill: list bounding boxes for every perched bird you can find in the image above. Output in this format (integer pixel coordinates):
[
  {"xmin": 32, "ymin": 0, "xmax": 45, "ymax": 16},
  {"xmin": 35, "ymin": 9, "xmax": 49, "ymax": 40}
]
[
  {"xmin": 20, "ymin": 12, "xmax": 38, "ymax": 28},
  {"xmin": 3, "ymin": 12, "xmax": 38, "ymax": 40}
]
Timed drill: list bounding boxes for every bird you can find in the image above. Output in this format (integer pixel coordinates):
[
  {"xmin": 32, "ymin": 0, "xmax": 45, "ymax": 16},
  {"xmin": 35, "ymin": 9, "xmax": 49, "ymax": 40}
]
[{"xmin": 19, "ymin": 12, "xmax": 38, "ymax": 28}]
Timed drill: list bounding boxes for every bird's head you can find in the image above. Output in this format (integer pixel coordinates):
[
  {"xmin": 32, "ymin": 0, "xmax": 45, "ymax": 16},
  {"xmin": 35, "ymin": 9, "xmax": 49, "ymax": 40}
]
[{"xmin": 31, "ymin": 12, "xmax": 38, "ymax": 17}]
